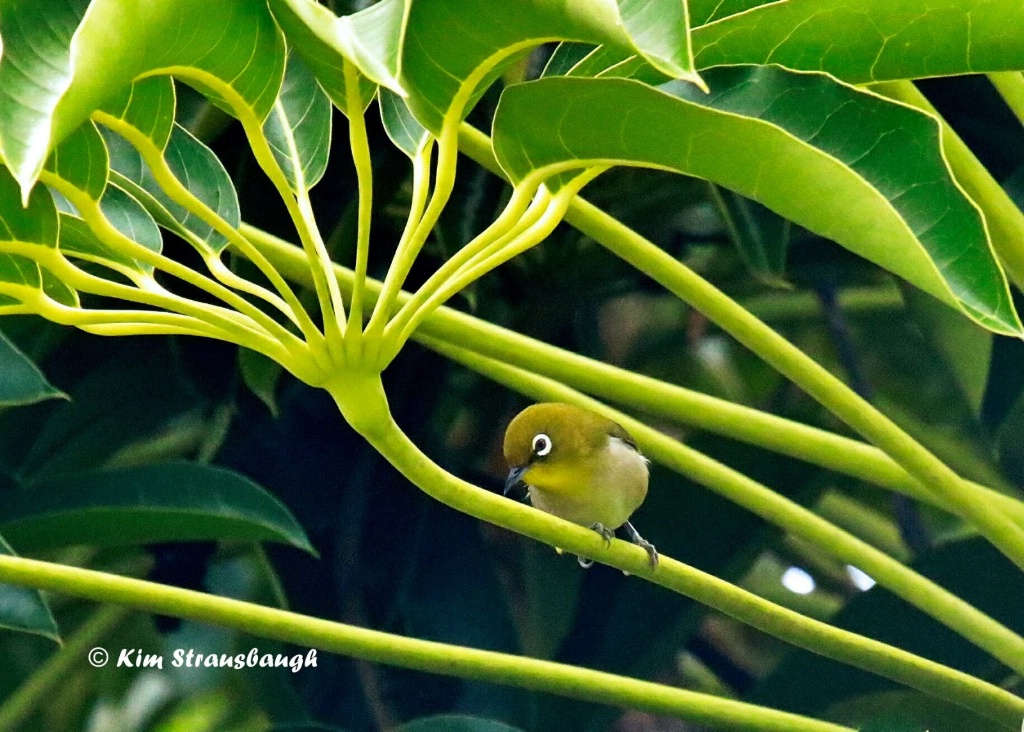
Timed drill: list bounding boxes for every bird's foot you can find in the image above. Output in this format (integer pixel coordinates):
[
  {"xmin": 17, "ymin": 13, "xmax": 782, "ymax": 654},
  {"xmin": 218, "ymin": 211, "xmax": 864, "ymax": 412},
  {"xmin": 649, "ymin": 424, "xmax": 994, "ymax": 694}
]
[
  {"xmin": 589, "ymin": 523, "xmax": 615, "ymax": 547},
  {"xmin": 577, "ymin": 556, "xmax": 594, "ymax": 569},
  {"xmin": 622, "ymin": 520, "xmax": 658, "ymax": 568}
]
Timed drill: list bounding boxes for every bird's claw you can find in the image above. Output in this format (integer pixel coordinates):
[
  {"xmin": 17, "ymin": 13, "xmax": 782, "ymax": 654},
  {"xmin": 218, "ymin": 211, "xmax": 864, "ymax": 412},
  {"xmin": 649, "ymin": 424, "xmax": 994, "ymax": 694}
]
[
  {"xmin": 577, "ymin": 556, "xmax": 594, "ymax": 569},
  {"xmin": 589, "ymin": 523, "xmax": 614, "ymax": 547}
]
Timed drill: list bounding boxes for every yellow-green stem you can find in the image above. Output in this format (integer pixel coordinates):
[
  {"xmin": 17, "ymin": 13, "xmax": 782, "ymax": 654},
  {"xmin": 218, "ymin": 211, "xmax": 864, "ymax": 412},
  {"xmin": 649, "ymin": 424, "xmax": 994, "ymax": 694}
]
[
  {"xmin": 383, "ymin": 182, "xmax": 539, "ymax": 347},
  {"xmin": 324, "ymin": 372, "xmax": 1024, "ymax": 727},
  {"xmin": 0, "ymin": 554, "xmax": 852, "ymax": 732},
  {"xmin": 343, "ymin": 59, "xmax": 374, "ymax": 357},
  {"xmin": 239, "ymin": 111, "xmax": 347, "ymax": 355},
  {"xmin": 457, "ymin": 123, "xmax": 1024, "ymax": 576},
  {"xmin": 365, "ymin": 139, "xmax": 434, "ymax": 338}
]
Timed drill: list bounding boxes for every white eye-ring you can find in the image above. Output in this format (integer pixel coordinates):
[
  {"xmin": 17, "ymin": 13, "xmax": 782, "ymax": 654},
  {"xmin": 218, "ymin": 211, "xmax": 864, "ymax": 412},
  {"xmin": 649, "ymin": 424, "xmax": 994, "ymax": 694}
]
[{"xmin": 532, "ymin": 433, "xmax": 552, "ymax": 457}]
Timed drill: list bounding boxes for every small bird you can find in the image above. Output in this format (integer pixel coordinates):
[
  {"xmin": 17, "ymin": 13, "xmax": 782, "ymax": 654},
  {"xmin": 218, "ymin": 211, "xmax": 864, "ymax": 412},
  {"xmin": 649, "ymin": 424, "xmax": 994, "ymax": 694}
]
[{"xmin": 502, "ymin": 402, "xmax": 658, "ymax": 568}]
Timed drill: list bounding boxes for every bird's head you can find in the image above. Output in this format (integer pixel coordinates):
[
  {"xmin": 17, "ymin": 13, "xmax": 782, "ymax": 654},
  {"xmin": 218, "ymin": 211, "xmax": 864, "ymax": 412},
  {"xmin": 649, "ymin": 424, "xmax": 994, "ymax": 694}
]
[{"xmin": 502, "ymin": 402, "xmax": 614, "ymax": 497}]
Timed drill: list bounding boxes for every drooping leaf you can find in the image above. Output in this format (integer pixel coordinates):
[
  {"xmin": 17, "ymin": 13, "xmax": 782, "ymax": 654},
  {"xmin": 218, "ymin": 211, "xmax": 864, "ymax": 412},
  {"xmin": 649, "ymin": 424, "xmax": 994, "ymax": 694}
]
[
  {"xmin": 0, "ymin": 534, "xmax": 60, "ymax": 642},
  {"xmin": 492, "ymin": 68, "xmax": 1021, "ymax": 336},
  {"xmin": 263, "ymin": 53, "xmax": 333, "ymax": 193},
  {"xmin": 0, "ymin": 0, "xmax": 286, "ymax": 195},
  {"xmin": 0, "ymin": 0, "xmax": 91, "ymax": 198},
  {"xmin": 692, "ymin": 0, "xmax": 1024, "ymax": 83},
  {"xmin": 0, "ymin": 329, "xmax": 65, "ymax": 407},
  {"xmin": 0, "ymin": 462, "xmax": 314, "ymax": 554}
]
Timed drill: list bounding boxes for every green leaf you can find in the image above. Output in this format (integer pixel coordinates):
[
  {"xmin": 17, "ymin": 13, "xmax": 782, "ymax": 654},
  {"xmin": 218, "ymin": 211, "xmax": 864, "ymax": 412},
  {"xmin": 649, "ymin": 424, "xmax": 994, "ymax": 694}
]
[
  {"xmin": 0, "ymin": 0, "xmax": 90, "ymax": 198},
  {"xmin": 42, "ymin": 121, "xmax": 108, "ymax": 202},
  {"xmin": 239, "ymin": 348, "xmax": 283, "ymax": 418},
  {"xmin": 0, "ymin": 0, "xmax": 285, "ymax": 195},
  {"xmin": 0, "ymin": 534, "xmax": 60, "ymax": 643},
  {"xmin": 390, "ymin": 716, "xmax": 525, "ymax": 732},
  {"xmin": 263, "ymin": 53, "xmax": 333, "ymax": 193},
  {"xmin": 268, "ymin": 0, "xmax": 408, "ymax": 105},
  {"xmin": 378, "ymin": 88, "xmax": 430, "ymax": 159},
  {"xmin": 0, "ymin": 329, "xmax": 64, "ymax": 407},
  {"xmin": 492, "ymin": 68, "xmax": 1021, "ymax": 336},
  {"xmin": 707, "ymin": 184, "xmax": 792, "ymax": 288},
  {"xmin": 691, "ymin": 0, "xmax": 775, "ymax": 27},
  {"xmin": 692, "ymin": 0, "xmax": 1024, "ymax": 82},
  {"xmin": 0, "ymin": 462, "xmax": 314, "ymax": 554},
  {"xmin": 102, "ymin": 123, "xmax": 239, "ymax": 254}
]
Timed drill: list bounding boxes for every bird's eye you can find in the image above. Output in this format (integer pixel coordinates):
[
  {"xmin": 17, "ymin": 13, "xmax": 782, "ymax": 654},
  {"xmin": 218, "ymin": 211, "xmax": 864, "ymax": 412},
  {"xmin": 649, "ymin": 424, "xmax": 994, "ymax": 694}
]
[{"xmin": 532, "ymin": 433, "xmax": 552, "ymax": 457}]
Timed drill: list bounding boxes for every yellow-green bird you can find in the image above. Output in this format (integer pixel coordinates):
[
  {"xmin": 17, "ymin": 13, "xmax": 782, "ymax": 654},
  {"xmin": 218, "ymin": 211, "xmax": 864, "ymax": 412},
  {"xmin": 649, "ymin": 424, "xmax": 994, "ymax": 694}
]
[{"xmin": 503, "ymin": 402, "xmax": 658, "ymax": 568}]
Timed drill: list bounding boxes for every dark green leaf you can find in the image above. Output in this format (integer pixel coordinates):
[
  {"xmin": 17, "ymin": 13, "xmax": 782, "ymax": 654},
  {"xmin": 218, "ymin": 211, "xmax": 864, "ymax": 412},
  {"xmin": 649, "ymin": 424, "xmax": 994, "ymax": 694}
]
[
  {"xmin": 263, "ymin": 53, "xmax": 333, "ymax": 192},
  {"xmin": 239, "ymin": 348, "xmax": 283, "ymax": 417},
  {"xmin": 0, "ymin": 462, "xmax": 313, "ymax": 553},
  {"xmin": 0, "ymin": 329, "xmax": 65, "ymax": 407},
  {"xmin": 0, "ymin": 534, "xmax": 59, "ymax": 642}
]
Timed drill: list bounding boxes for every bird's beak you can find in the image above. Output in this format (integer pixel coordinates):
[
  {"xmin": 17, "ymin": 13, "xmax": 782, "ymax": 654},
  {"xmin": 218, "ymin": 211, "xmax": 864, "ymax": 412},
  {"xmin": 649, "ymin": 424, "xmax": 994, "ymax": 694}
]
[{"xmin": 504, "ymin": 466, "xmax": 528, "ymax": 496}]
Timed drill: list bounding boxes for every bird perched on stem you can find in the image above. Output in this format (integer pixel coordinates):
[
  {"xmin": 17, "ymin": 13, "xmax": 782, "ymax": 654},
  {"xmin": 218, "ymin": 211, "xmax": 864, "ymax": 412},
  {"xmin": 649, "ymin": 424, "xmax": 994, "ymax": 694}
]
[{"xmin": 503, "ymin": 402, "xmax": 658, "ymax": 568}]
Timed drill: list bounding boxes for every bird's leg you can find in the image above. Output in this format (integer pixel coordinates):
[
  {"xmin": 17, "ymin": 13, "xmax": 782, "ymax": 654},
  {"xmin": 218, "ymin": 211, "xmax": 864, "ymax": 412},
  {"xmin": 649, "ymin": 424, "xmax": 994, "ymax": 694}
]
[{"xmin": 622, "ymin": 521, "xmax": 658, "ymax": 567}]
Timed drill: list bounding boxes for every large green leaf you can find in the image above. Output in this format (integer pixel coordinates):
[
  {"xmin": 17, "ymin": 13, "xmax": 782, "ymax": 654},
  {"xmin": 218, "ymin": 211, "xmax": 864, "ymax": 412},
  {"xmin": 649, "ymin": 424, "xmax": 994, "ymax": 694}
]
[
  {"xmin": 0, "ymin": 329, "xmax": 64, "ymax": 407},
  {"xmin": 0, "ymin": 0, "xmax": 90, "ymax": 199},
  {"xmin": 492, "ymin": 68, "xmax": 1021, "ymax": 336},
  {"xmin": 273, "ymin": 0, "xmax": 704, "ymax": 133},
  {"xmin": 0, "ymin": 461, "xmax": 313, "ymax": 553},
  {"xmin": 263, "ymin": 53, "xmax": 333, "ymax": 193},
  {"xmin": 0, "ymin": 534, "xmax": 59, "ymax": 642},
  {"xmin": 0, "ymin": 0, "xmax": 285, "ymax": 196},
  {"xmin": 692, "ymin": 0, "xmax": 1024, "ymax": 82}
]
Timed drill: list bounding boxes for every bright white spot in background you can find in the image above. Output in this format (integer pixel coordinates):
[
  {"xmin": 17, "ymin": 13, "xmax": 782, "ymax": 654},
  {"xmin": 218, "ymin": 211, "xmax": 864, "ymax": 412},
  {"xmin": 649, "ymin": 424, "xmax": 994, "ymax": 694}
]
[
  {"xmin": 781, "ymin": 566, "xmax": 816, "ymax": 595},
  {"xmin": 846, "ymin": 565, "xmax": 876, "ymax": 591}
]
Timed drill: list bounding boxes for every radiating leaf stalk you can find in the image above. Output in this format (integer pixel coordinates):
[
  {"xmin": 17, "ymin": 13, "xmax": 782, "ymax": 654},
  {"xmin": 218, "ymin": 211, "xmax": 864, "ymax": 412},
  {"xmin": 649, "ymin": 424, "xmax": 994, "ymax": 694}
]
[
  {"xmin": 1, "ymin": 243, "xmax": 297, "ymax": 370},
  {"xmin": 988, "ymin": 72, "xmax": 1024, "ymax": 128},
  {"xmin": 382, "ymin": 181, "xmax": 542, "ymax": 353},
  {"xmin": 343, "ymin": 59, "xmax": 375, "ymax": 358},
  {"xmin": 364, "ymin": 136, "xmax": 433, "ymax": 341},
  {"xmin": 168, "ymin": 67, "xmax": 348, "ymax": 362},
  {"xmin": 39, "ymin": 173, "xmax": 288, "ymax": 346},
  {"xmin": 95, "ymin": 111, "xmax": 321, "ymax": 352},
  {"xmin": 392, "ymin": 168, "xmax": 607, "ymax": 352},
  {"xmin": 92, "ymin": 112, "xmax": 325, "ymax": 357}
]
